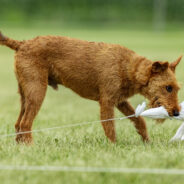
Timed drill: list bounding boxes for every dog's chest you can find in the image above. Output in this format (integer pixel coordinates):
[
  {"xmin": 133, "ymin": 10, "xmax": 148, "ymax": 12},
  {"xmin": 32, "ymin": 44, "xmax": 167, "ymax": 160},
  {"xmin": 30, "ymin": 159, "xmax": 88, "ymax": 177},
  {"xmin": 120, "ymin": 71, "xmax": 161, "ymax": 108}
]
[{"xmin": 121, "ymin": 80, "xmax": 136, "ymax": 98}]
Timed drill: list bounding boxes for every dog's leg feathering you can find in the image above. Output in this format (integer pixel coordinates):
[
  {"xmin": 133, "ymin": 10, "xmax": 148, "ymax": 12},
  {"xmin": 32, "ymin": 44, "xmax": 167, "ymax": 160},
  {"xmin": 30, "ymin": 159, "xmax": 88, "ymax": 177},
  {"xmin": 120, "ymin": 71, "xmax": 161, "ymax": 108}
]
[
  {"xmin": 15, "ymin": 64, "xmax": 48, "ymax": 144},
  {"xmin": 15, "ymin": 84, "xmax": 25, "ymax": 133},
  {"xmin": 16, "ymin": 82, "xmax": 47, "ymax": 144},
  {"xmin": 99, "ymin": 99, "xmax": 116, "ymax": 143},
  {"xmin": 117, "ymin": 101, "xmax": 149, "ymax": 142}
]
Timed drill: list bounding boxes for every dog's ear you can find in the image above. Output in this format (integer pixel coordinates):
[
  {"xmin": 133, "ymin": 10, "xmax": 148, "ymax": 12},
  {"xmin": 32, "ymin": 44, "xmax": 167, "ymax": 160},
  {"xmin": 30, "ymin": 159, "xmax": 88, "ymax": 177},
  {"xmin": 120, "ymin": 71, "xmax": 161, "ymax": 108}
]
[
  {"xmin": 135, "ymin": 61, "xmax": 152, "ymax": 85},
  {"xmin": 170, "ymin": 55, "xmax": 182, "ymax": 73},
  {"xmin": 152, "ymin": 61, "xmax": 169, "ymax": 73}
]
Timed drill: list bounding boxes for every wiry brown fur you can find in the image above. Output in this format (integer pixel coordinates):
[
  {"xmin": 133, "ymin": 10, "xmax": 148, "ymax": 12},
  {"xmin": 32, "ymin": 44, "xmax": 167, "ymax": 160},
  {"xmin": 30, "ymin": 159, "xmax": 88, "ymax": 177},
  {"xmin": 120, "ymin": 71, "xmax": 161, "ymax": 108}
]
[{"xmin": 0, "ymin": 31, "xmax": 182, "ymax": 144}]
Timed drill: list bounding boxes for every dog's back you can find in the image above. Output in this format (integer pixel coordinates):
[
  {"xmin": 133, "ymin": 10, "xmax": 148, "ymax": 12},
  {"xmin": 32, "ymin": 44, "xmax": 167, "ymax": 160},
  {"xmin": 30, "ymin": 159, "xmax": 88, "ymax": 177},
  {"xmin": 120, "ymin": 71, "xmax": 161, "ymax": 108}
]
[{"xmin": 4, "ymin": 34, "xmax": 134, "ymax": 100}]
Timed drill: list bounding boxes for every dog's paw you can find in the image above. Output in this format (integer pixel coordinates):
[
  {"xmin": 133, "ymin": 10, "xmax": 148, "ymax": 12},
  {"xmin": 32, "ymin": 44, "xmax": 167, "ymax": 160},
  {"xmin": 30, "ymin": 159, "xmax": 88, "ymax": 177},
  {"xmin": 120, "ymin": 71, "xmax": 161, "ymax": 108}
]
[
  {"xmin": 16, "ymin": 133, "xmax": 33, "ymax": 145},
  {"xmin": 142, "ymin": 136, "xmax": 150, "ymax": 143}
]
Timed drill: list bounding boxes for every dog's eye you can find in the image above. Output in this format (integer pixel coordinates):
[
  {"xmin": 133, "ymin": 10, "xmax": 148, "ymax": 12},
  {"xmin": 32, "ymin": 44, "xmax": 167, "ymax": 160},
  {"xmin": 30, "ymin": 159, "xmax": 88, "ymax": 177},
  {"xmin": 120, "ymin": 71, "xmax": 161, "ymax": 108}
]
[{"xmin": 166, "ymin": 85, "xmax": 172, "ymax": 92}]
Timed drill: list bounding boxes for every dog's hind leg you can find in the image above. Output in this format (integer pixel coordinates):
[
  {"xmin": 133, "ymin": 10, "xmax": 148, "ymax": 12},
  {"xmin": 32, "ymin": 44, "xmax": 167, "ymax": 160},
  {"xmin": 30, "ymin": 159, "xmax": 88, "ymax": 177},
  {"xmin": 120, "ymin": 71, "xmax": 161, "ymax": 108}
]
[
  {"xmin": 15, "ymin": 76, "xmax": 48, "ymax": 144},
  {"xmin": 15, "ymin": 84, "xmax": 25, "ymax": 133},
  {"xmin": 99, "ymin": 99, "xmax": 116, "ymax": 142},
  {"xmin": 117, "ymin": 101, "xmax": 149, "ymax": 142}
]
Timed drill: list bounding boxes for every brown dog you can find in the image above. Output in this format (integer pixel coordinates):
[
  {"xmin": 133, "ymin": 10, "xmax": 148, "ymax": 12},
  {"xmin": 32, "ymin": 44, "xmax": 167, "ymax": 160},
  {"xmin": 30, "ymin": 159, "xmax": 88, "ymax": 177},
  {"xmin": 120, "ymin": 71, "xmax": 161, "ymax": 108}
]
[{"xmin": 0, "ymin": 31, "xmax": 182, "ymax": 144}]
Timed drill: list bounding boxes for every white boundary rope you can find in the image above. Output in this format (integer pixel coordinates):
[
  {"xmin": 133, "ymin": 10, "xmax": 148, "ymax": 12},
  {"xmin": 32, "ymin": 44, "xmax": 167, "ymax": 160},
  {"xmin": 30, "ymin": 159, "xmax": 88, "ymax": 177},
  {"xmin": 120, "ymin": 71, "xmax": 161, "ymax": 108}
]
[
  {"xmin": 0, "ymin": 165, "xmax": 184, "ymax": 175},
  {"xmin": 0, "ymin": 115, "xmax": 135, "ymax": 138}
]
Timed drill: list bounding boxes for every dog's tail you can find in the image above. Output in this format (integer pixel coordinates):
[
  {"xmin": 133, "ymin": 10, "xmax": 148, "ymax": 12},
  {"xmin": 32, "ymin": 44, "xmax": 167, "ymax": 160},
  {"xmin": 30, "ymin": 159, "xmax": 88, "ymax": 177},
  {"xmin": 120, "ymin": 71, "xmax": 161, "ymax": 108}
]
[{"xmin": 0, "ymin": 31, "xmax": 22, "ymax": 51}]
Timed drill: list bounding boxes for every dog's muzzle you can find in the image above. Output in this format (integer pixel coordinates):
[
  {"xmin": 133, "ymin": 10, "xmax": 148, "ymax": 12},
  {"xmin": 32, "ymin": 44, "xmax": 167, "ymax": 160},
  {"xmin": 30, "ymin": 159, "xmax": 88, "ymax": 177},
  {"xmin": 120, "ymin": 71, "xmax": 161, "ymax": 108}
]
[{"xmin": 173, "ymin": 109, "xmax": 179, "ymax": 116}]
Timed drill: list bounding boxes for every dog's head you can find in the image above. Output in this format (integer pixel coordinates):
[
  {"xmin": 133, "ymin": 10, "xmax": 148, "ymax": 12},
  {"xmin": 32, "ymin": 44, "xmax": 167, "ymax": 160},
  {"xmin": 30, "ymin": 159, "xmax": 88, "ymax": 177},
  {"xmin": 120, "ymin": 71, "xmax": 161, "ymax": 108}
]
[{"xmin": 138, "ymin": 56, "xmax": 182, "ymax": 117}]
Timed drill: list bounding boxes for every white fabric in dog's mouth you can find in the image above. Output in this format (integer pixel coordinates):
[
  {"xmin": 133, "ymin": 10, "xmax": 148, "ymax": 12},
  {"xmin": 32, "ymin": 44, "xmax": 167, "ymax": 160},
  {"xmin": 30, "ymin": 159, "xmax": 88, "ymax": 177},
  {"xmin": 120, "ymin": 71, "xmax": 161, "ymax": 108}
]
[
  {"xmin": 135, "ymin": 101, "xmax": 184, "ymax": 120},
  {"xmin": 134, "ymin": 101, "xmax": 184, "ymax": 142}
]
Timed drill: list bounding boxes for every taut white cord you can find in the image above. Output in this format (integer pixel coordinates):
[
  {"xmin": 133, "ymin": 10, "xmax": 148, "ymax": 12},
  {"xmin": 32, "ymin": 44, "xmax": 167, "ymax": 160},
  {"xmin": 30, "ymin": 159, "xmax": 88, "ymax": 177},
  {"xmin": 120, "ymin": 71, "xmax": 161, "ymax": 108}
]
[
  {"xmin": 1, "ymin": 101, "xmax": 184, "ymax": 141},
  {"xmin": 0, "ymin": 115, "xmax": 135, "ymax": 139}
]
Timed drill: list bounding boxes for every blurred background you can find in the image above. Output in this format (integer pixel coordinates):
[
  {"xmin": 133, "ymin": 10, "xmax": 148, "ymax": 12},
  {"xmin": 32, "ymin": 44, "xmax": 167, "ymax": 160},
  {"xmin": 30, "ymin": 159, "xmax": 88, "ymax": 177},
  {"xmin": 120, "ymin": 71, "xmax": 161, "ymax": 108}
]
[
  {"xmin": 0, "ymin": 0, "xmax": 183, "ymax": 44},
  {"xmin": 0, "ymin": 0, "xmax": 184, "ymax": 30}
]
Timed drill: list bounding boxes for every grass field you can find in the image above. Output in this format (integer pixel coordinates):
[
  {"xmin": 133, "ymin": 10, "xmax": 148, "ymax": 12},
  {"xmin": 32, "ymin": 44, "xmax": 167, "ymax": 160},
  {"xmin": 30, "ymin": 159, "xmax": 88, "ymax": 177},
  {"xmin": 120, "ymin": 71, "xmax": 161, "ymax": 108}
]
[{"xmin": 0, "ymin": 26, "xmax": 184, "ymax": 184}]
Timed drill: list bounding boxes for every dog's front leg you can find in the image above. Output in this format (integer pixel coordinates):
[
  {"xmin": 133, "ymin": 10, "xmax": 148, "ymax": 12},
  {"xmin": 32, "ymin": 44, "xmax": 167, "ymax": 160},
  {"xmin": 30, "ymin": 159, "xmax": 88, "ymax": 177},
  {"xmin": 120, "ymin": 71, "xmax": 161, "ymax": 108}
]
[
  {"xmin": 117, "ymin": 101, "xmax": 149, "ymax": 142},
  {"xmin": 99, "ymin": 99, "xmax": 116, "ymax": 143}
]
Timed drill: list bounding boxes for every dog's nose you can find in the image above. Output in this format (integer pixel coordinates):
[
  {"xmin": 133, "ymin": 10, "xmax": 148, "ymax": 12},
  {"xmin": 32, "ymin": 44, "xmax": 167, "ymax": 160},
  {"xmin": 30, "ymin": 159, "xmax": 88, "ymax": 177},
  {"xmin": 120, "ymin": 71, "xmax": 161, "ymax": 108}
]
[{"xmin": 173, "ymin": 109, "xmax": 179, "ymax": 116}]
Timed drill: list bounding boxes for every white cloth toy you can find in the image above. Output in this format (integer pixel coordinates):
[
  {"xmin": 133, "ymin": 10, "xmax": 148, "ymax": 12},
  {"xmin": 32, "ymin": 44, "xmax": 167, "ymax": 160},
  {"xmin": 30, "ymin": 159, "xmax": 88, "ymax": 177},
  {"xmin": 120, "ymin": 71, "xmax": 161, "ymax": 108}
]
[
  {"xmin": 169, "ymin": 102, "xmax": 184, "ymax": 142},
  {"xmin": 169, "ymin": 123, "xmax": 184, "ymax": 142},
  {"xmin": 135, "ymin": 102, "xmax": 146, "ymax": 117},
  {"xmin": 134, "ymin": 102, "xmax": 170, "ymax": 119},
  {"xmin": 140, "ymin": 106, "xmax": 169, "ymax": 119},
  {"xmin": 135, "ymin": 101, "xmax": 184, "ymax": 120},
  {"xmin": 134, "ymin": 101, "xmax": 184, "ymax": 142}
]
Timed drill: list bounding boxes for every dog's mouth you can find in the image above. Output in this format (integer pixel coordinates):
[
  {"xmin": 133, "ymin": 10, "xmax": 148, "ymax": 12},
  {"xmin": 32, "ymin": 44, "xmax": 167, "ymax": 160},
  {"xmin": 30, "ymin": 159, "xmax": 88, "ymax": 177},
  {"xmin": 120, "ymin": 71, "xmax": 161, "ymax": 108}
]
[
  {"xmin": 150, "ymin": 96, "xmax": 161, "ymax": 108},
  {"xmin": 150, "ymin": 97, "xmax": 180, "ymax": 117},
  {"xmin": 149, "ymin": 97, "xmax": 174, "ymax": 117}
]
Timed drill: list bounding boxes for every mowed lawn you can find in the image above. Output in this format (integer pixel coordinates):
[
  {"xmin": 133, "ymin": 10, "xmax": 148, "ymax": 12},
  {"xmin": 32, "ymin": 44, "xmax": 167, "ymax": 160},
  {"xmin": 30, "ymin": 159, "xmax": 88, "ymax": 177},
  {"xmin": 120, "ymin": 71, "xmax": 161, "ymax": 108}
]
[{"xmin": 0, "ymin": 26, "xmax": 184, "ymax": 184}]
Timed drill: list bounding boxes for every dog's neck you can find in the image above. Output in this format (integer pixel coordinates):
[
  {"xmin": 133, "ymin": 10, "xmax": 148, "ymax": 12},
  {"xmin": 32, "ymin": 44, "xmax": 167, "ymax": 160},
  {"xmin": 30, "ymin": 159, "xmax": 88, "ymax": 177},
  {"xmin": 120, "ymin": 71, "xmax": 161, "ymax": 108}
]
[{"xmin": 119, "ymin": 52, "xmax": 152, "ymax": 97}]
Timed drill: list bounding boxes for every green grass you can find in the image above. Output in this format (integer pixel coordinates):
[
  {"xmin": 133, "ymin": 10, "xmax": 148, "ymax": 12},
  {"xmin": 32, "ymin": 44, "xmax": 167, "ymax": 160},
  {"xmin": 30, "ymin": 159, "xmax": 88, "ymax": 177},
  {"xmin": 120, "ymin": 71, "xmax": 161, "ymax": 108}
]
[{"xmin": 0, "ymin": 26, "xmax": 184, "ymax": 184}]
